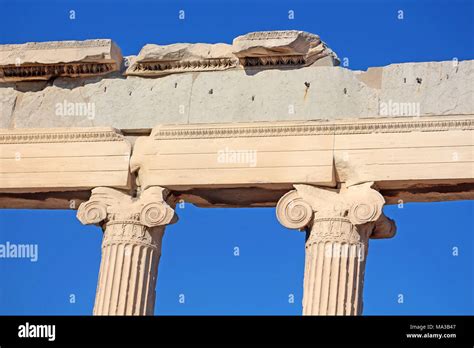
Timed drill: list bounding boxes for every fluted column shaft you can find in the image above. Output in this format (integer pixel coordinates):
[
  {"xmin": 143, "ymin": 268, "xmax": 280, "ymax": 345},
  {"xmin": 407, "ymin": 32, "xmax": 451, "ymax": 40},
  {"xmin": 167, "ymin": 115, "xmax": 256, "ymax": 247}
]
[
  {"xmin": 302, "ymin": 218, "xmax": 370, "ymax": 315},
  {"xmin": 276, "ymin": 182, "xmax": 396, "ymax": 316},
  {"xmin": 94, "ymin": 222, "xmax": 164, "ymax": 315},
  {"xmin": 77, "ymin": 186, "xmax": 177, "ymax": 316}
]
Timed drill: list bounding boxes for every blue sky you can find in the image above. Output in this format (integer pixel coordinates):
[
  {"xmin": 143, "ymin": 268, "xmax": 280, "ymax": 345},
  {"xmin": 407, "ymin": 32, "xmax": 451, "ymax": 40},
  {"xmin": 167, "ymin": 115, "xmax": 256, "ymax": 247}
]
[{"xmin": 0, "ymin": 0, "xmax": 473, "ymax": 315}]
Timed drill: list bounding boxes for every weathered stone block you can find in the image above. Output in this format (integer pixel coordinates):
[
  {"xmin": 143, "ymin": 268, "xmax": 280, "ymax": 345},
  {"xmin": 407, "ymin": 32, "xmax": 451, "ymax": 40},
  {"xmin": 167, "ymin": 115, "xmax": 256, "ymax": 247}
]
[
  {"xmin": 0, "ymin": 127, "xmax": 131, "ymax": 191},
  {"xmin": 0, "ymin": 39, "xmax": 122, "ymax": 82},
  {"xmin": 125, "ymin": 43, "xmax": 238, "ymax": 77},
  {"xmin": 232, "ymin": 30, "xmax": 339, "ymax": 68},
  {"xmin": 4, "ymin": 60, "xmax": 473, "ymax": 130}
]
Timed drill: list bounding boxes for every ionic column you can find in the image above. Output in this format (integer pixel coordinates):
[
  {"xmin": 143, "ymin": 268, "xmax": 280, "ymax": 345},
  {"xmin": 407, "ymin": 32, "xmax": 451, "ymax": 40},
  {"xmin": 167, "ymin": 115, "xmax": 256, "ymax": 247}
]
[
  {"xmin": 77, "ymin": 186, "xmax": 177, "ymax": 315},
  {"xmin": 276, "ymin": 182, "xmax": 396, "ymax": 316}
]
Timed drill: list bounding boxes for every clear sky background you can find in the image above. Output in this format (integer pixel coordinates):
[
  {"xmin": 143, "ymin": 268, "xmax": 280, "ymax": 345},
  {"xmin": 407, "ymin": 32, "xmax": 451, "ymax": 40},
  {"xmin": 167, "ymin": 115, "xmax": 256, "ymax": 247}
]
[{"xmin": 0, "ymin": 0, "xmax": 473, "ymax": 315}]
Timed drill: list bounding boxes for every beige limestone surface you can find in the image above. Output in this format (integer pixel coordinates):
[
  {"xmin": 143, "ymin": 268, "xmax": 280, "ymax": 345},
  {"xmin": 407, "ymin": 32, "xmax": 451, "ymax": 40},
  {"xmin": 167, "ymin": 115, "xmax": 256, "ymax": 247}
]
[
  {"xmin": 77, "ymin": 186, "xmax": 177, "ymax": 315},
  {"xmin": 130, "ymin": 116, "xmax": 474, "ymax": 205},
  {"xmin": 0, "ymin": 127, "xmax": 131, "ymax": 192},
  {"xmin": 0, "ymin": 115, "xmax": 471, "ymax": 208},
  {"xmin": 0, "ymin": 39, "xmax": 122, "ymax": 82},
  {"xmin": 126, "ymin": 43, "xmax": 238, "ymax": 77},
  {"xmin": 233, "ymin": 30, "xmax": 339, "ymax": 67},
  {"xmin": 125, "ymin": 30, "xmax": 338, "ymax": 78},
  {"xmin": 131, "ymin": 122, "xmax": 336, "ymax": 189},
  {"xmin": 276, "ymin": 182, "xmax": 396, "ymax": 315}
]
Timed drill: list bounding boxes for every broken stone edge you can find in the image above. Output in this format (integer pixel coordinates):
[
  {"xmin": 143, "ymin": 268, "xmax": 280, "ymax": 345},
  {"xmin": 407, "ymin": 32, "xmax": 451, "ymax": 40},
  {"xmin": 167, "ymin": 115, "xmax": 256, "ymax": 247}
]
[
  {"xmin": 0, "ymin": 39, "xmax": 123, "ymax": 82},
  {"xmin": 0, "ymin": 31, "xmax": 340, "ymax": 82}
]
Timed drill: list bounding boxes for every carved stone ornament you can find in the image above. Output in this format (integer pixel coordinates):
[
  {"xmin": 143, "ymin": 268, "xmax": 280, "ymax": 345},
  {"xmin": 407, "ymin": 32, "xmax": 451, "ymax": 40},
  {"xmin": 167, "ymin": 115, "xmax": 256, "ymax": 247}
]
[
  {"xmin": 0, "ymin": 39, "xmax": 122, "ymax": 82},
  {"xmin": 77, "ymin": 186, "xmax": 177, "ymax": 228},
  {"xmin": 232, "ymin": 30, "xmax": 339, "ymax": 68},
  {"xmin": 77, "ymin": 186, "xmax": 176, "ymax": 316},
  {"xmin": 276, "ymin": 182, "xmax": 396, "ymax": 240},
  {"xmin": 278, "ymin": 182, "xmax": 397, "ymax": 316},
  {"xmin": 125, "ymin": 43, "xmax": 238, "ymax": 77},
  {"xmin": 125, "ymin": 30, "xmax": 339, "ymax": 77},
  {"xmin": 275, "ymin": 190, "xmax": 313, "ymax": 230}
]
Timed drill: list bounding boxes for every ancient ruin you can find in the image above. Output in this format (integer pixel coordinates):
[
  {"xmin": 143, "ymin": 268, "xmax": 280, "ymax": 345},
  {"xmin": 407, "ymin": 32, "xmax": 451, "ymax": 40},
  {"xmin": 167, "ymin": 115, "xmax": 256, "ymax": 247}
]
[{"xmin": 0, "ymin": 30, "xmax": 472, "ymax": 315}]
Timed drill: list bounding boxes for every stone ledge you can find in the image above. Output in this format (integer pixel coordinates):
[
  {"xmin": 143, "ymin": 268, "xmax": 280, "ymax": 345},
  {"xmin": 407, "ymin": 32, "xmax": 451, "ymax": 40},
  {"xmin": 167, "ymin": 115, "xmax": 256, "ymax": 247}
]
[
  {"xmin": 0, "ymin": 39, "xmax": 122, "ymax": 82},
  {"xmin": 0, "ymin": 31, "xmax": 339, "ymax": 82},
  {"xmin": 0, "ymin": 127, "xmax": 132, "ymax": 192},
  {"xmin": 125, "ymin": 30, "xmax": 339, "ymax": 77},
  {"xmin": 232, "ymin": 30, "xmax": 339, "ymax": 68},
  {"xmin": 0, "ymin": 116, "xmax": 472, "ymax": 208},
  {"xmin": 125, "ymin": 43, "xmax": 239, "ymax": 77}
]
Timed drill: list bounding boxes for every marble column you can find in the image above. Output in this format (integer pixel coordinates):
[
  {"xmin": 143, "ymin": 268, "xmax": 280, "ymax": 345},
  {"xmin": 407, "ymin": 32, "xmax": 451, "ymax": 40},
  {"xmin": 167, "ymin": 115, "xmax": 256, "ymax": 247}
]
[
  {"xmin": 77, "ymin": 186, "xmax": 177, "ymax": 315},
  {"xmin": 276, "ymin": 182, "xmax": 396, "ymax": 316}
]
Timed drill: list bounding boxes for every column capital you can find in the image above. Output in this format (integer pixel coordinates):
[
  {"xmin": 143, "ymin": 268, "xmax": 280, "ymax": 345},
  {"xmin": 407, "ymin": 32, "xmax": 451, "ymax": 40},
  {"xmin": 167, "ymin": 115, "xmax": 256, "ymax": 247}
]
[
  {"xmin": 278, "ymin": 182, "xmax": 396, "ymax": 315},
  {"xmin": 76, "ymin": 186, "xmax": 178, "ymax": 228},
  {"xmin": 276, "ymin": 182, "xmax": 396, "ymax": 239},
  {"xmin": 76, "ymin": 186, "xmax": 178, "ymax": 315}
]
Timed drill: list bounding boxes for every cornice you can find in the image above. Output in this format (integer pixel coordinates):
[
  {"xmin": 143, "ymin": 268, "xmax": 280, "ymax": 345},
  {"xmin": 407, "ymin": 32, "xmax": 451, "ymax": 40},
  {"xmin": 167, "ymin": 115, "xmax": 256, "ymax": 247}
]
[
  {"xmin": 0, "ymin": 39, "xmax": 112, "ymax": 51},
  {"xmin": 0, "ymin": 62, "xmax": 117, "ymax": 81},
  {"xmin": 0, "ymin": 63, "xmax": 117, "ymax": 81},
  {"xmin": 129, "ymin": 58, "xmax": 238, "ymax": 75},
  {"xmin": 153, "ymin": 117, "xmax": 474, "ymax": 140},
  {"xmin": 0, "ymin": 129, "xmax": 125, "ymax": 144}
]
